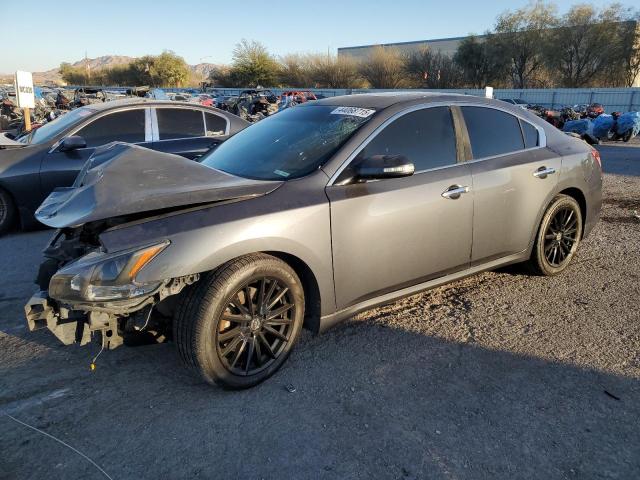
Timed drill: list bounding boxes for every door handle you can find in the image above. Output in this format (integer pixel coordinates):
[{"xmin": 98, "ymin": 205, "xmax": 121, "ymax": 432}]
[
  {"xmin": 533, "ymin": 166, "xmax": 556, "ymax": 179},
  {"xmin": 441, "ymin": 185, "xmax": 470, "ymax": 199}
]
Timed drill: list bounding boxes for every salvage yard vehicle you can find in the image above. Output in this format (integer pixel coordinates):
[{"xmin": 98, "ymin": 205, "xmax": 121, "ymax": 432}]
[
  {"xmin": 25, "ymin": 93, "xmax": 601, "ymax": 389},
  {"xmin": 0, "ymin": 99, "xmax": 248, "ymax": 234},
  {"xmin": 500, "ymin": 98, "xmax": 529, "ymax": 109}
]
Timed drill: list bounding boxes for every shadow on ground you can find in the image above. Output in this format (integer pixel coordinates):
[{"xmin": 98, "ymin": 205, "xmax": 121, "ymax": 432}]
[{"xmin": 1, "ymin": 317, "xmax": 639, "ymax": 480}]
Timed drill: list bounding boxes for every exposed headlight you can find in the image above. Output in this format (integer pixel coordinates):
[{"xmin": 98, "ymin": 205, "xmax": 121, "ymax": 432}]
[{"xmin": 49, "ymin": 241, "xmax": 169, "ymax": 303}]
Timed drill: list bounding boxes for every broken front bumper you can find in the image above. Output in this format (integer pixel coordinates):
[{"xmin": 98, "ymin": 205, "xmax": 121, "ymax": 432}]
[
  {"xmin": 25, "ymin": 275, "xmax": 199, "ymax": 350},
  {"xmin": 24, "ymin": 290, "xmax": 125, "ymax": 349}
]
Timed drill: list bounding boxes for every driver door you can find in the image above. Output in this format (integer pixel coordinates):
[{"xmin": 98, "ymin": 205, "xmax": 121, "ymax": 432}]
[
  {"xmin": 325, "ymin": 106, "xmax": 474, "ymax": 309},
  {"xmin": 40, "ymin": 108, "xmax": 151, "ymax": 195}
]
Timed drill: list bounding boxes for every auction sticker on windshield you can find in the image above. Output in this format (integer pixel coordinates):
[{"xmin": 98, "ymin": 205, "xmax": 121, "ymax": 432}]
[{"xmin": 330, "ymin": 107, "xmax": 375, "ymax": 118}]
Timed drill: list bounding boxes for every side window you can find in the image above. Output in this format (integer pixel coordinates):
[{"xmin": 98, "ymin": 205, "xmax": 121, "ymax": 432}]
[
  {"xmin": 520, "ymin": 119, "xmax": 539, "ymax": 149},
  {"xmin": 358, "ymin": 106, "xmax": 457, "ymax": 172},
  {"xmin": 205, "ymin": 112, "xmax": 227, "ymax": 136},
  {"xmin": 76, "ymin": 110, "xmax": 145, "ymax": 148},
  {"xmin": 461, "ymin": 106, "xmax": 524, "ymax": 159},
  {"xmin": 157, "ymin": 108, "xmax": 205, "ymax": 140}
]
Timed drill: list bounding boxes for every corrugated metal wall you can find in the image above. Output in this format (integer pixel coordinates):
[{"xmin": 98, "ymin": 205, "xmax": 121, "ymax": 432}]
[{"xmin": 211, "ymin": 87, "xmax": 640, "ymax": 112}]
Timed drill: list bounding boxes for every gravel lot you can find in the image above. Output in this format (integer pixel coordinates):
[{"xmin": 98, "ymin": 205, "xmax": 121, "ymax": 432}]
[{"xmin": 1, "ymin": 146, "xmax": 639, "ymax": 480}]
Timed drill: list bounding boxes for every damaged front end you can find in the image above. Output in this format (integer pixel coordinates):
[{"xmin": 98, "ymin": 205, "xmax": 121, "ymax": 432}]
[
  {"xmin": 24, "ymin": 142, "xmax": 281, "ymax": 351},
  {"xmin": 25, "ymin": 227, "xmax": 198, "ymax": 350}
]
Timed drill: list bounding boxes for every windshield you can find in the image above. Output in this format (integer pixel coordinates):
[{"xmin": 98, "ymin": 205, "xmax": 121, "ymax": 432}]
[
  {"xmin": 200, "ymin": 105, "xmax": 374, "ymax": 180},
  {"xmin": 21, "ymin": 107, "xmax": 96, "ymax": 144}
]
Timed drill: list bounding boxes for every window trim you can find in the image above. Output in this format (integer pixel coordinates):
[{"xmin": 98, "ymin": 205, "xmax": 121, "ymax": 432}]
[
  {"xmin": 329, "ymin": 102, "xmax": 465, "ymax": 186},
  {"xmin": 48, "ymin": 106, "xmax": 151, "ymax": 153},
  {"xmin": 456, "ymin": 103, "xmax": 546, "ymax": 164},
  {"xmin": 151, "ymin": 106, "xmax": 230, "ymax": 142}
]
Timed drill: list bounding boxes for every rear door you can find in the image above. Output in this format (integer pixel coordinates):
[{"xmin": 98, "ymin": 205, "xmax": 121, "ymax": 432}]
[
  {"xmin": 458, "ymin": 105, "xmax": 561, "ymax": 264},
  {"xmin": 40, "ymin": 108, "xmax": 150, "ymax": 194},
  {"xmin": 151, "ymin": 107, "xmax": 228, "ymax": 159},
  {"xmin": 326, "ymin": 106, "xmax": 473, "ymax": 310}
]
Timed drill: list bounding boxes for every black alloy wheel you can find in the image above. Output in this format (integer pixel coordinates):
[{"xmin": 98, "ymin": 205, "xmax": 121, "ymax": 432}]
[
  {"xmin": 216, "ymin": 277, "xmax": 295, "ymax": 376},
  {"xmin": 543, "ymin": 206, "xmax": 580, "ymax": 267},
  {"xmin": 527, "ymin": 194, "xmax": 583, "ymax": 276},
  {"xmin": 174, "ymin": 253, "xmax": 304, "ymax": 389}
]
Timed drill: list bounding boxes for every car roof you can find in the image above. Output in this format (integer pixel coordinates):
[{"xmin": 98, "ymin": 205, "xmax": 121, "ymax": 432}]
[
  {"xmin": 311, "ymin": 92, "xmax": 469, "ymax": 109},
  {"xmin": 83, "ymin": 98, "xmax": 209, "ymax": 112},
  {"xmin": 72, "ymin": 98, "xmax": 250, "ymax": 129}
]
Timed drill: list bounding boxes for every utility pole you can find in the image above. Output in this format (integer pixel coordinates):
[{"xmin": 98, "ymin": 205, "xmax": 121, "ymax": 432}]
[{"xmin": 85, "ymin": 50, "xmax": 91, "ymax": 83}]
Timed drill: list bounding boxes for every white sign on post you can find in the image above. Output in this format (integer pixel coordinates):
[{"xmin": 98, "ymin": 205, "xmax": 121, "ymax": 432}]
[{"xmin": 14, "ymin": 71, "xmax": 35, "ymax": 109}]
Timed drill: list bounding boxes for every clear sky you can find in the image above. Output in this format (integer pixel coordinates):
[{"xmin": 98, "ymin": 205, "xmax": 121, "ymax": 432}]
[{"xmin": 0, "ymin": 0, "xmax": 634, "ymax": 73}]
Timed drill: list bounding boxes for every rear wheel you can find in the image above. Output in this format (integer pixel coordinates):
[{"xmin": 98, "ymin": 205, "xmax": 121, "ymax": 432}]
[
  {"xmin": 0, "ymin": 188, "xmax": 16, "ymax": 235},
  {"xmin": 174, "ymin": 254, "xmax": 304, "ymax": 389},
  {"xmin": 527, "ymin": 194, "xmax": 583, "ymax": 276}
]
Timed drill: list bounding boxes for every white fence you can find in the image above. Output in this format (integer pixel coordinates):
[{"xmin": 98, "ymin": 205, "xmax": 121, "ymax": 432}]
[{"xmin": 210, "ymin": 87, "xmax": 640, "ymax": 112}]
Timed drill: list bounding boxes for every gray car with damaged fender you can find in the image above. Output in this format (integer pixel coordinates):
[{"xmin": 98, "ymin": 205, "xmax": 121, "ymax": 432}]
[{"xmin": 25, "ymin": 93, "xmax": 602, "ymax": 389}]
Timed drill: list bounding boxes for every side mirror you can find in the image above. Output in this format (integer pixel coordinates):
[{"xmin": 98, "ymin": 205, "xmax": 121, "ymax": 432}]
[
  {"xmin": 355, "ymin": 154, "xmax": 415, "ymax": 181},
  {"xmin": 59, "ymin": 135, "xmax": 86, "ymax": 152}
]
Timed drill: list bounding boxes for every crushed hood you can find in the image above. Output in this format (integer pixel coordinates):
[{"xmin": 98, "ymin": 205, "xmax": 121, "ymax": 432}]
[{"xmin": 36, "ymin": 142, "xmax": 282, "ymax": 228}]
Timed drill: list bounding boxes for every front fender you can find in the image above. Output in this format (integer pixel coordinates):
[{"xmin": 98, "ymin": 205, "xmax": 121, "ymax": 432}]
[{"xmin": 99, "ymin": 189, "xmax": 335, "ymax": 316}]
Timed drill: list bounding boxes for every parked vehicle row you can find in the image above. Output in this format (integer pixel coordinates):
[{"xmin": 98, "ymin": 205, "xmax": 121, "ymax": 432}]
[
  {"xmin": 509, "ymin": 100, "xmax": 640, "ymax": 144},
  {"xmin": 0, "ymin": 99, "xmax": 248, "ymax": 233},
  {"xmin": 22, "ymin": 93, "xmax": 602, "ymax": 389}
]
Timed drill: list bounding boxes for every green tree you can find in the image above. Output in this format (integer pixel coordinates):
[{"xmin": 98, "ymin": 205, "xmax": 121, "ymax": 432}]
[
  {"xmin": 59, "ymin": 62, "xmax": 88, "ymax": 85},
  {"xmin": 207, "ymin": 65, "xmax": 234, "ymax": 87},
  {"xmin": 229, "ymin": 39, "xmax": 280, "ymax": 87},
  {"xmin": 454, "ymin": 35, "xmax": 507, "ymax": 88},
  {"xmin": 150, "ymin": 51, "xmax": 190, "ymax": 87}
]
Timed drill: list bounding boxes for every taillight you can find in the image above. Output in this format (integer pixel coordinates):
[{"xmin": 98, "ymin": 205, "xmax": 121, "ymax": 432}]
[{"xmin": 591, "ymin": 149, "xmax": 601, "ymax": 170}]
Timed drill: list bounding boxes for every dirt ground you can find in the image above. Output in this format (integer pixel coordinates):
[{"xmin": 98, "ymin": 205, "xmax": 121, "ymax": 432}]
[{"xmin": 1, "ymin": 147, "xmax": 640, "ymax": 479}]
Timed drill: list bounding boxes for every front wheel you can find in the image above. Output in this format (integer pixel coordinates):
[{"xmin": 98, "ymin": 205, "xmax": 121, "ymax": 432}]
[
  {"xmin": 526, "ymin": 194, "xmax": 583, "ymax": 276},
  {"xmin": 174, "ymin": 254, "xmax": 304, "ymax": 389}
]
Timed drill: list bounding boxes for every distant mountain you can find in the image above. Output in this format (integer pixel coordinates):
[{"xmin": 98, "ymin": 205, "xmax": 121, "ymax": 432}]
[{"xmin": 0, "ymin": 55, "xmax": 219, "ymax": 85}]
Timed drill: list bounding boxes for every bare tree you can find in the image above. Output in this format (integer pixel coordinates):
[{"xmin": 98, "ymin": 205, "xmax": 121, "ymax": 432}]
[
  {"xmin": 491, "ymin": 1, "xmax": 557, "ymax": 88},
  {"xmin": 545, "ymin": 5, "xmax": 626, "ymax": 87},
  {"xmin": 229, "ymin": 39, "xmax": 280, "ymax": 87},
  {"xmin": 616, "ymin": 15, "xmax": 640, "ymax": 87},
  {"xmin": 278, "ymin": 54, "xmax": 312, "ymax": 87},
  {"xmin": 358, "ymin": 46, "xmax": 407, "ymax": 88},
  {"xmin": 307, "ymin": 53, "xmax": 363, "ymax": 88},
  {"xmin": 405, "ymin": 47, "xmax": 462, "ymax": 88}
]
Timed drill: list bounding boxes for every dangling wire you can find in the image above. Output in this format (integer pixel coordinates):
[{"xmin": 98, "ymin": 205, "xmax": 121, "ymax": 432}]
[
  {"xmin": 90, "ymin": 341, "xmax": 104, "ymax": 371},
  {"xmin": 4, "ymin": 413, "xmax": 113, "ymax": 480}
]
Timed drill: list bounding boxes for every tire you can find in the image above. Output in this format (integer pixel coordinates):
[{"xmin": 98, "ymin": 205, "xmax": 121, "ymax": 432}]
[
  {"xmin": 526, "ymin": 194, "xmax": 583, "ymax": 276},
  {"xmin": 0, "ymin": 188, "xmax": 16, "ymax": 235},
  {"xmin": 173, "ymin": 254, "xmax": 305, "ymax": 389},
  {"xmin": 622, "ymin": 130, "xmax": 633, "ymax": 143}
]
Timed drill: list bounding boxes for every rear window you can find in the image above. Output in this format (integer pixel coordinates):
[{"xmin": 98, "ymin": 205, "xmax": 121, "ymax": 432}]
[
  {"xmin": 157, "ymin": 108, "xmax": 205, "ymax": 140},
  {"xmin": 461, "ymin": 106, "xmax": 524, "ymax": 159},
  {"xmin": 520, "ymin": 120, "xmax": 539, "ymax": 149},
  {"xmin": 205, "ymin": 112, "xmax": 227, "ymax": 136},
  {"xmin": 76, "ymin": 109, "xmax": 145, "ymax": 148}
]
